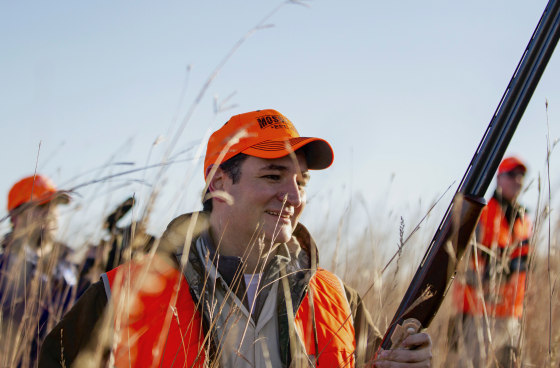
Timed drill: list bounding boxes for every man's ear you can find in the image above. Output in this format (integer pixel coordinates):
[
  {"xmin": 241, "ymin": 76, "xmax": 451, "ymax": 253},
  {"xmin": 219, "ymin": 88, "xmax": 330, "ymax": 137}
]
[
  {"xmin": 207, "ymin": 165, "xmax": 226, "ymax": 193},
  {"xmin": 9, "ymin": 213, "xmax": 18, "ymax": 229},
  {"xmin": 206, "ymin": 166, "xmax": 234, "ymax": 205},
  {"xmin": 496, "ymin": 174, "xmax": 505, "ymax": 189}
]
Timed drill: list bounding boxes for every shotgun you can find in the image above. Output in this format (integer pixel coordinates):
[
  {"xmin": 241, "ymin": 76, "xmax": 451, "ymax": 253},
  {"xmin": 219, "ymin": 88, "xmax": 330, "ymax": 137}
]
[{"xmin": 381, "ymin": 0, "xmax": 560, "ymax": 350}]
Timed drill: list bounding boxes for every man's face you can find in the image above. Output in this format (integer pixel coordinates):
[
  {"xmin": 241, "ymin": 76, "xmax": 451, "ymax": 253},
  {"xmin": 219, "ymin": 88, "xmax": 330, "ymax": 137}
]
[
  {"xmin": 220, "ymin": 151, "xmax": 309, "ymax": 247},
  {"xmin": 497, "ymin": 168, "xmax": 525, "ymax": 202},
  {"xmin": 12, "ymin": 202, "xmax": 59, "ymax": 247}
]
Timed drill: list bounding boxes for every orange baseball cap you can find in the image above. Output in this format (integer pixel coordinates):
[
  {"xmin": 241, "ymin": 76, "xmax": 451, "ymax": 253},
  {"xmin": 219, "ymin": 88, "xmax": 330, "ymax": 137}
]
[
  {"xmin": 204, "ymin": 109, "xmax": 334, "ymax": 179},
  {"xmin": 498, "ymin": 156, "xmax": 527, "ymax": 175},
  {"xmin": 7, "ymin": 174, "xmax": 70, "ymax": 212}
]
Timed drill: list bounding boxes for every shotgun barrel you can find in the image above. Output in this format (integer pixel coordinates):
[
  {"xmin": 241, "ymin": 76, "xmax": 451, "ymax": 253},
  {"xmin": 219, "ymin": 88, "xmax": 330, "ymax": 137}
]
[{"xmin": 380, "ymin": 0, "xmax": 560, "ymax": 350}]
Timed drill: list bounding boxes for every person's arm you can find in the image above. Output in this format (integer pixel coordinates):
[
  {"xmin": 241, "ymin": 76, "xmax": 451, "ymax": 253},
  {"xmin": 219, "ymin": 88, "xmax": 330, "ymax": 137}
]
[
  {"xmin": 38, "ymin": 281, "xmax": 108, "ymax": 368},
  {"xmin": 344, "ymin": 284, "xmax": 382, "ymax": 365}
]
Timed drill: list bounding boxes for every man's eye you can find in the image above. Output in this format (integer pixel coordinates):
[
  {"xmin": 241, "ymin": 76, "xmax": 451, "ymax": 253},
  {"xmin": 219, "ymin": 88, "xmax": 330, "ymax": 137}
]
[{"xmin": 263, "ymin": 175, "xmax": 281, "ymax": 181}]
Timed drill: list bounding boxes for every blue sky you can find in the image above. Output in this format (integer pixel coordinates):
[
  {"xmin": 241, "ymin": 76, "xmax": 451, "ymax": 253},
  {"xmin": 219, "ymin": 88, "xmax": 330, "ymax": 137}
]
[{"xmin": 1, "ymin": 1, "xmax": 558, "ymax": 249}]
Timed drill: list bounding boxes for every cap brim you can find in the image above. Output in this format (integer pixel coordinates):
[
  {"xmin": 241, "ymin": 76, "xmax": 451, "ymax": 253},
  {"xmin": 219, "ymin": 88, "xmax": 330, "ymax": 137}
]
[
  {"xmin": 53, "ymin": 191, "xmax": 71, "ymax": 205},
  {"xmin": 10, "ymin": 191, "xmax": 72, "ymax": 216},
  {"xmin": 242, "ymin": 137, "xmax": 334, "ymax": 170},
  {"xmin": 297, "ymin": 139, "xmax": 334, "ymax": 170},
  {"xmin": 499, "ymin": 162, "xmax": 527, "ymax": 174},
  {"xmin": 38, "ymin": 191, "xmax": 72, "ymax": 206}
]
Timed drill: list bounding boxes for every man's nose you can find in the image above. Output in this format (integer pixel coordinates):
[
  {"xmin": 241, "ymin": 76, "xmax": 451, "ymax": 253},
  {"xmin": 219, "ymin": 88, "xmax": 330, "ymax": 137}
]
[
  {"xmin": 278, "ymin": 179, "xmax": 303, "ymax": 207},
  {"xmin": 513, "ymin": 175, "xmax": 524, "ymax": 185}
]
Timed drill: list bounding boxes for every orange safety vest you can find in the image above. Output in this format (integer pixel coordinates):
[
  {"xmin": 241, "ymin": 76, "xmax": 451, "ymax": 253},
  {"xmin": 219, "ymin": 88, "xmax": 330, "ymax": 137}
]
[
  {"xmin": 102, "ymin": 257, "xmax": 206, "ymax": 367},
  {"xmin": 454, "ymin": 197, "xmax": 532, "ymax": 318},
  {"xmin": 103, "ymin": 256, "xmax": 356, "ymax": 367},
  {"xmin": 295, "ymin": 268, "xmax": 356, "ymax": 366}
]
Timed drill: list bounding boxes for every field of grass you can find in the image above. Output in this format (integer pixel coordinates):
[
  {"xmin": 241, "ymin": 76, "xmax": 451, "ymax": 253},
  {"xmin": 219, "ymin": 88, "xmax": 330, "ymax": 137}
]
[{"xmin": 1, "ymin": 181, "xmax": 558, "ymax": 367}]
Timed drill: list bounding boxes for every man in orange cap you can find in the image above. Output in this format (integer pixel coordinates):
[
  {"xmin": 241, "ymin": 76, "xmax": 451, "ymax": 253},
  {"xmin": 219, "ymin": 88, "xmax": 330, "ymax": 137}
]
[
  {"xmin": 451, "ymin": 156, "xmax": 532, "ymax": 367},
  {"xmin": 4, "ymin": 175, "xmax": 71, "ymax": 248},
  {"xmin": 40, "ymin": 109, "xmax": 432, "ymax": 367},
  {"xmin": 1, "ymin": 174, "xmax": 77, "ymax": 367}
]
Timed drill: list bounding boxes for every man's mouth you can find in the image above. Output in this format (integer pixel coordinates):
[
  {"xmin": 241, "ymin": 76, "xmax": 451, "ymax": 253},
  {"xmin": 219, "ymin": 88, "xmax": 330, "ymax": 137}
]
[{"xmin": 265, "ymin": 210, "xmax": 292, "ymax": 219}]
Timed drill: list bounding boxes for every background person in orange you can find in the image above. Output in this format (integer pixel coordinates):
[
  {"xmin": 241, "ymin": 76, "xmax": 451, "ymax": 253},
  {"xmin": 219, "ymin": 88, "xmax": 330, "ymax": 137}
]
[
  {"xmin": 452, "ymin": 156, "xmax": 532, "ymax": 367},
  {"xmin": 0, "ymin": 174, "xmax": 78, "ymax": 367}
]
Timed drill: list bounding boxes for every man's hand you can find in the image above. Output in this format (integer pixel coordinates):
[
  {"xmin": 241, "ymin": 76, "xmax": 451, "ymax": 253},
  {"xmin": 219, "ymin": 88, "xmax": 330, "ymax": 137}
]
[{"xmin": 374, "ymin": 332, "xmax": 432, "ymax": 367}]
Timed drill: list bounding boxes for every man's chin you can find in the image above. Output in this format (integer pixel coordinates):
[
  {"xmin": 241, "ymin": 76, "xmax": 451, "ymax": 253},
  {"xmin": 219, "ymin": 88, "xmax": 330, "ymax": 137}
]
[
  {"xmin": 260, "ymin": 219, "xmax": 295, "ymax": 244},
  {"xmin": 267, "ymin": 229, "xmax": 293, "ymax": 245}
]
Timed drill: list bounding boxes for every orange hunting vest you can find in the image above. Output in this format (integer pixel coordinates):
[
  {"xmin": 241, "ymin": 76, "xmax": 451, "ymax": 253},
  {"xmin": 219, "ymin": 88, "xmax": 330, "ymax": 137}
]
[
  {"xmin": 103, "ymin": 256, "xmax": 356, "ymax": 367},
  {"xmin": 454, "ymin": 197, "xmax": 532, "ymax": 318},
  {"xmin": 295, "ymin": 268, "xmax": 356, "ymax": 366},
  {"xmin": 102, "ymin": 257, "xmax": 206, "ymax": 367}
]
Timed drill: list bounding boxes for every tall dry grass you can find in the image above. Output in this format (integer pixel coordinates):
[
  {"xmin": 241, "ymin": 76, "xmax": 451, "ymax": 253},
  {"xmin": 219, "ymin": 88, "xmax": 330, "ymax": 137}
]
[
  {"xmin": 1, "ymin": 2, "xmax": 558, "ymax": 367},
  {"xmin": 1, "ymin": 178, "xmax": 559, "ymax": 367}
]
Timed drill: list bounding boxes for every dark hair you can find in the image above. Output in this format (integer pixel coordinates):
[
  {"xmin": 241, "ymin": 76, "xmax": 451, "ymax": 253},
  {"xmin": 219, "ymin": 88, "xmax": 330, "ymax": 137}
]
[{"xmin": 202, "ymin": 153, "xmax": 249, "ymax": 212}]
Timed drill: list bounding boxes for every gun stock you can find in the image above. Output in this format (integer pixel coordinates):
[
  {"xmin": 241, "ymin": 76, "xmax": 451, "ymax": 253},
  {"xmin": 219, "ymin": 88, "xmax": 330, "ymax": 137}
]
[{"xmin": 381, "ymin": 0, "xmax": 560, "ymax": 350}]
